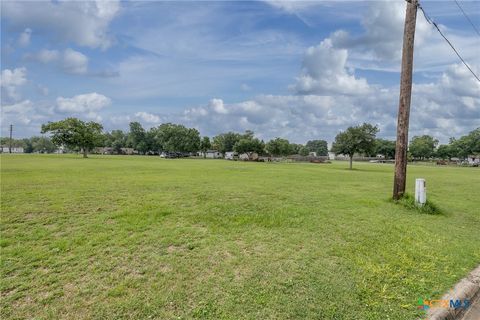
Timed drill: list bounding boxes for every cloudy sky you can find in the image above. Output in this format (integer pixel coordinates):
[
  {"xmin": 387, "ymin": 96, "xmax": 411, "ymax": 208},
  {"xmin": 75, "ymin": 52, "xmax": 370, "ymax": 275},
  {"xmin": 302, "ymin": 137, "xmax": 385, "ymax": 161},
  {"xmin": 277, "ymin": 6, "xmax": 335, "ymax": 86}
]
[{"xmin": 1, "ymin": 0, "xmax": 479, "ymax": 144}]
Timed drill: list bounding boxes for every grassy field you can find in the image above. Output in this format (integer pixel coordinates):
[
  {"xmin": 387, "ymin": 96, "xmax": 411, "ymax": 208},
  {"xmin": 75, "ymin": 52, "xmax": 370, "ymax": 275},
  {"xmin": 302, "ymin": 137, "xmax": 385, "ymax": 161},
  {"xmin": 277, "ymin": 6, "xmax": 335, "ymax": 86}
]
[{"xmin": 1, "ymin": 154, "xmax": 479, "ymax": 319}]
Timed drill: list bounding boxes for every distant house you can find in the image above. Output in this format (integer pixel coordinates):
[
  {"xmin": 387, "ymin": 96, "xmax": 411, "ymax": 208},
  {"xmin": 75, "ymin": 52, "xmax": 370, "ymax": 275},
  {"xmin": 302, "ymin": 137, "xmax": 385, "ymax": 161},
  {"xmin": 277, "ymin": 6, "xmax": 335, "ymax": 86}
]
[
  {"xmin": 120, "ymin": 148, "xmax": 136, "ymax": 155},
  {"xmin": 328, "ymin": 152, "xmax": 336, "ymax": 160},
  {"xmin": 205, "ymin": 150, "xmax": 222, "ymax": 159},
  {"xmin": 94, "ymin": 147, "xmax": 113, "ymax": 155},
  {"xmin": 55, "ymin": 146, "xmax": 65, "ymax": 154},
  {"xmin": 239, "ymin": 152, "xmax": 259, "ymax": 161},
  {"xmin": 309, "ymin": 151, "xmax": 317, "ymax": 157},
  {"xmin": 1, "ymin": 146, "xmax": 24, "ymax": 153},
  {"xmin": 467, "ymin": 155, "xmax": 480, "ymax": 165},
  {"xmin": 225, "ymin": 151, "xmax": 238, "ymax": 160}
]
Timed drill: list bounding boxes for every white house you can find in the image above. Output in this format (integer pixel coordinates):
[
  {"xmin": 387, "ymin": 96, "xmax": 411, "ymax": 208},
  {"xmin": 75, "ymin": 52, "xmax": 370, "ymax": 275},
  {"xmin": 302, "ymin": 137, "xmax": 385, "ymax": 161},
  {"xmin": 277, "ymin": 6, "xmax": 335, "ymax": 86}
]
[
  {"xmin": 225, "ymin": 151, "xmax": 238, "ymax": 160},
  {"xmin": 239, "ymin": 152, "xmax": 259, "ymax": 161},
  {"xmin": 1, "ymin": 147, "xmax": 24, "ymax": 153},
  {"xmin": 205, "ymin": 150, "xmax": 222, "ymax": 159},
  {"xmin": 467, "ymin": 155, "xmax": 480, "ymax": 165},
  {"xmin": 328, "ymin": 152, "xmax": 336, "ymax": 160}
]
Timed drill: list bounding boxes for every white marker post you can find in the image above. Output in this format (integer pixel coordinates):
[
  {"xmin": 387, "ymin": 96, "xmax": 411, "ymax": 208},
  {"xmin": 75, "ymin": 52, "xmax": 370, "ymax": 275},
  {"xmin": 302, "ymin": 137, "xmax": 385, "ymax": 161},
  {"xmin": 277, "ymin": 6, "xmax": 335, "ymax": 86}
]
[{"xmin": 415, "ymin": 178, "xmax": 426, "ymax": 206}]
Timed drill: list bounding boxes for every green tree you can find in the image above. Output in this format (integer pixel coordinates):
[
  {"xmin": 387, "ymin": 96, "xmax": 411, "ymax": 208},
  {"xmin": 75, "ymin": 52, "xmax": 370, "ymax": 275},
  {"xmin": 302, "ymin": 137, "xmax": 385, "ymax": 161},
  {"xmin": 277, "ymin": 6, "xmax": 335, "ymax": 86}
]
[
  {"xmin": 103, "ymin": 130, "xmax": 128, "ymax": 154},
  {"xmin": 233, "ymin": 137, "xmax": 264, "ymax": 157},
  {"xmin": 299, "ymin": 146, "xmax": 309, "ymax": 156},
  {"xmin": 409, "ymin": 135, "xmax": 438, "ymax": 160},
  {"xmin": 436, "ymin": 144, "xmax": 452, "ymax": 160},
  {"xmin": 374, "ymin": 139, "xmax": 396, "ymax": 159},
  {"xmin": 289, "ymin": 143, "xmax": 303, "ymax": 155},
  {"xmin": 305, "ymin": 140, "xmax": 328, "ymax": 156},
  {"xmin": 200, "ymin": 136, "xmax": 211, "ymax": 158},
  {"xmin": 30, "ymin": 136, "xmax": 56, "ymax": 153},
  {"xmin": 265, "ymin": 138, "xmax": 292, "ymax": 156},
  {"xmin": 154, "ymin": 123, "xmax": 200, "ymax": 153},
  {"xmin": 449, "ymin": 128, "xmax": 480, "ymax": 159},
  {"xmin": 129, "ymin": 122, "xmax": 149, "ymax": 154},
  {"xmin": 331, "ymin": 123, "xmax": 379, "ymax": 169},
  {"xmin": 22, "ymin": 138, "xmax": 34, "ymax": 153},
  {"xmin": 212, "ymin": 132, "xmax": 242, "ymax": 154},
  {"xmin": 41, "ymin": 118, "xmax": 103, "ymax": 158}
]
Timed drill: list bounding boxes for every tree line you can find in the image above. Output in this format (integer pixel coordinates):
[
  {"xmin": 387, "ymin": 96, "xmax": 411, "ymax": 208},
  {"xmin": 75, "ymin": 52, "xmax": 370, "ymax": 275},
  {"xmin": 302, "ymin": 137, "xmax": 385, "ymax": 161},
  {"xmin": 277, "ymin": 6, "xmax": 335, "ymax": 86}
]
[
  {"xmin": 29, "ymin": 118, "xmax": 329, "ymax": 158},
  {"xmin": 2, "ymin": 118, "xmax": 478, "ymax": 166}
]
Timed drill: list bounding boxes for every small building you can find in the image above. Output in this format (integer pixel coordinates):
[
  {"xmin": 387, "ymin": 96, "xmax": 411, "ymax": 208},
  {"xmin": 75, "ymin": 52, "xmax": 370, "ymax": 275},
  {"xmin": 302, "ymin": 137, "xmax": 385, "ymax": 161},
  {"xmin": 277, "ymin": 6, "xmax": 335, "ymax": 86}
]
[
  {"xmin": 467, "ymin": 155, "xmax": 480, "ymax": 165},
  {"xmin": 239, "ymin": 152, "xmax": 259, "ymax": 161},
  {"xmin": 309, "ymin": 151, "xmax": 317, "ymax": 157},
  {"xmin": 94, "ymin": 147, "xmax": 114, "ymax": 155},
  {"xmin": 1, "ymin": 146, "xmax": 24, "ymax": 153},
  {"xmin": 225, "ymin": 151, "xmax": 238, "ymax": 160},
  {"xmin": 120, "ymin": 148, "xmax": 136, "ymax": 155},
  {"xmin": 55, "ymin": 146, "xmax": 65, "ymax": 154},
  {"xmin": 328, "ymin": 151, "xmax": 336, "ymax": 160},
  {"xmin": 205, "ymin": 150, "xmax": 222, "ymax": 159}
]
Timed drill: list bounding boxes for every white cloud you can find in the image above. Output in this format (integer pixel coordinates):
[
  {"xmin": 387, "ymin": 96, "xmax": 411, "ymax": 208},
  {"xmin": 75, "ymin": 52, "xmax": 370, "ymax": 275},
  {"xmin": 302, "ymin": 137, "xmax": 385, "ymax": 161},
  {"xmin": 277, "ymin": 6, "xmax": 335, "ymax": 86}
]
[
  {"xmin": 264, "ymin": 0, "xmax": 319, "ymax": 14},
  {"xmin": 410, "ymin": 63, "xmax": 480, "ymax": 138},
  {"xmin": 330, "ymin": 2, "xmax": 431, "ymax": 61},
  {"xmin": 176, "ymin": 60, "xmax": 478, "ymax": 144},
  {"xmin": 56, "ymin": 93, "xmax": 111, "ymax": 121},
  {"xmin": 18, "ymin": 28, "xmax": 32, "ymax": 47},
  {"xmin": 1, "ymin": 67, "xmax": 27, "ymax": 102},
  {"xmin": 62, "ymin": 48, "xmax": 88, "ymax": 75},
  {"xmin": 134, "ymin": 111, "xmax": 161, "ymax": 124},
  {"xmin": 1, "ymin": 100, "xmax": 34, "ymax": 125},
  {"xmin": 292, "ymin": 39, "xmax": 370, "ymax": 96},
  {"xmin": 2, "ymin": 0, "xmax": 120, "ymax": 49},
  {"xmin": 35, "ymin": 49, "xmax": 60, "ymax": 63},
  {"xmin": 326, "ymin": 1, "xmax": 478, "ymax": 73},
  {"xmin": 209, "ymin": 98, "xmax": 229, "ymax": 114},
  {"xmin": 26, "ymin": 48, "xmax": 88, "ymax": 75},
  {"xmin": 1, "ymin": 67, "xmax": 27, "ymax": 87}
]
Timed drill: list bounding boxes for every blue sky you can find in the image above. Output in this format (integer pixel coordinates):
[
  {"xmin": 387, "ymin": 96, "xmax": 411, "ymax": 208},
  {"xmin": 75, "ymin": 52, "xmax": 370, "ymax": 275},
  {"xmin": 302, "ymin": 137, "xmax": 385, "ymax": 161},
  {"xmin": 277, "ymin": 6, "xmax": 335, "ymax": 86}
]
[{"xmin": 1, "ymin": 0, "xmax": 479, "ymax": 144}]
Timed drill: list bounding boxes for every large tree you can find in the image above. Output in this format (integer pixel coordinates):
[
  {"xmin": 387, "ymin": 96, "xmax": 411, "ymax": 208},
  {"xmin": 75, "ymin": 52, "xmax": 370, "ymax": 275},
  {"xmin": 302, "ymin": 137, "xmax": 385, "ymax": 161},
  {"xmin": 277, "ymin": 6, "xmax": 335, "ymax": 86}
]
[
  {"xmin": 305, "ymin": 140, "xmax": 328, "ymax": 156},
  {"xmin": 41, "ymin": 118, "xmax": 103, "ymax": 158},
  {"xmin": 449, "ymin": 128, "xmax": 480, "ymax": 159},
  {"xmin": 436, "ymin": 144, "xmax": 453, "ymax": 160},
  {"xmin": 233, "ymin": 137, "xmax": 265, "ymax": 157},
  {"xmin": 212, "ymin": 132, "xmax": 242, "ymax": 154},
  {"xmin": 103, "ymin": 130, "xmax": 128, "ymax": 154},
  {"xmin": 200, "ymin": 136, "xmax": 211, "ymax": 158},
  {"xmin": 154, "ymin": 123, "xmax": 200, "ymax": 153},
  {"xmin": 331, "ymin": 123, "xmax": 378, "ymax": 169},
  {"xmin": 129, "ymin": 122, "xmax": 149, "ymax": 154},
  {"xmin": 409, "ymin": 135, "xmax": 438, "ymax": 160},
  {"xmin": 374, "ymin": 138, "xmax": 396, "ymax": 159},
  {"xmin": 265, "ymin": 138, "xmax": 292, "ymax": 156}
]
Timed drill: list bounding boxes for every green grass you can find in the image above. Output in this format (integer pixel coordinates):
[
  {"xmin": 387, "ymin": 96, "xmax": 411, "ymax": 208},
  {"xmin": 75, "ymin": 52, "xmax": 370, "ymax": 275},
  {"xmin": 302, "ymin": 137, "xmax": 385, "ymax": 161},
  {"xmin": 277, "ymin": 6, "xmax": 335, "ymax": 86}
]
[{"xmin": 1, "ymin": 154, "xmax": 479, "ymax": 319}]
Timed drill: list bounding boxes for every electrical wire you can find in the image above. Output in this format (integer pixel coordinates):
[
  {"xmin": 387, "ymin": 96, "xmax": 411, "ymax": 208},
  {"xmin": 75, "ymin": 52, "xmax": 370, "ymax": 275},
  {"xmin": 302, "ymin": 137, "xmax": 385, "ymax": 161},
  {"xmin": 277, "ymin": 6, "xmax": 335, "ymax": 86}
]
[
  {"xmin": 417, "ymin": 1, "xmax": 480, "ymax": 82},
  {"xmin": 453, "ymin": 0, "xmax": 480, "ymax": 38}
]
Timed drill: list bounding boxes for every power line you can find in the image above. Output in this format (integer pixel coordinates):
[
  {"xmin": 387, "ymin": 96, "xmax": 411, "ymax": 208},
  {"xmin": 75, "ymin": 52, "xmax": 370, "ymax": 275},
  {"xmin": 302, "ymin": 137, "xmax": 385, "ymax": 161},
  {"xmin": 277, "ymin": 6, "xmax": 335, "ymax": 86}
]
[
  {"xmin": 453, "ymin": 0, "xmax": 480, "ymax": 38},
  {"xmin": 417, "ymin": 1, "xmax": 480, "ymax": 82}
]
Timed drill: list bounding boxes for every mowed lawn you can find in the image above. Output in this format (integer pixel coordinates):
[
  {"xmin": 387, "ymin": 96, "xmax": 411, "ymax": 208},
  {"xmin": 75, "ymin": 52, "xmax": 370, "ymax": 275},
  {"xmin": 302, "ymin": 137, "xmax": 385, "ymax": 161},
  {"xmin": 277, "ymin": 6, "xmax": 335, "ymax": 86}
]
[{"xmin": 1, "ymin": 155, "xmax": 479, "ymax": 319}]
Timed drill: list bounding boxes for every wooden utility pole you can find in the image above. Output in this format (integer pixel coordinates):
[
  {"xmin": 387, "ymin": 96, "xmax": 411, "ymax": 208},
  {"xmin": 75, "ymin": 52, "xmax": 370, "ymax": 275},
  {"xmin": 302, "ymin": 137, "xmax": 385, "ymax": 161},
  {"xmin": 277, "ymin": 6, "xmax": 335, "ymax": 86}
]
[
  {"xmin": 393, "ymin": 0, "xmax": 418, "ymax": 200},
  {"xmin": 9, "ymin": 124, "xmax": 13, "ymax": 153}
]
